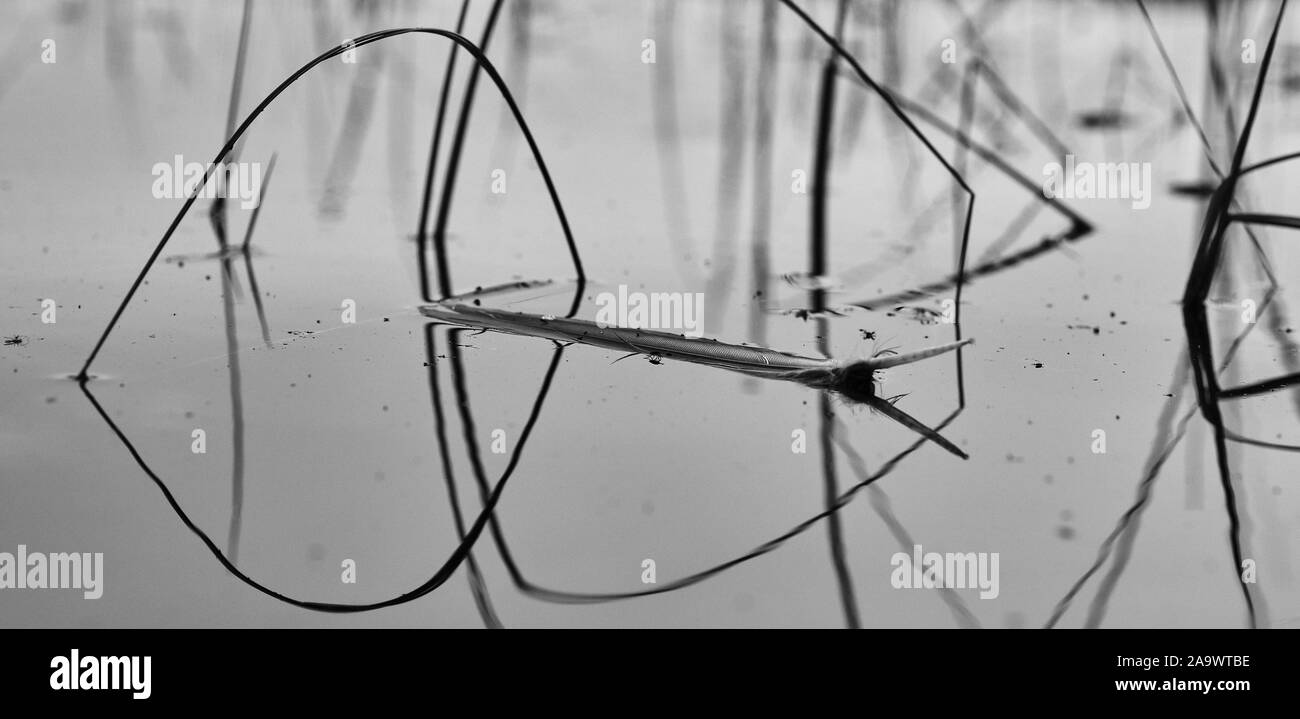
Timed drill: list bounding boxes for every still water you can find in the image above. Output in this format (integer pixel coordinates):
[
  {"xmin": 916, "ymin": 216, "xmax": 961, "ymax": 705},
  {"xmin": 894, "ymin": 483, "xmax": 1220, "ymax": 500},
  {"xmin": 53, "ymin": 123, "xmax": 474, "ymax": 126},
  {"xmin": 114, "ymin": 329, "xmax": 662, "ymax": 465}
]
[{"xmin": 1, "ymin": 0, "xmax": 1298, "ymax": 627}]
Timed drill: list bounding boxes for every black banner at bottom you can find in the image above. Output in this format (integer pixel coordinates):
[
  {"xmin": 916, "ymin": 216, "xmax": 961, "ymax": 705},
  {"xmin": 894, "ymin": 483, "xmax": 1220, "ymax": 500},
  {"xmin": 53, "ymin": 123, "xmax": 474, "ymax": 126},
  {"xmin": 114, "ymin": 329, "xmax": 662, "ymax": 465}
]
[{"xmin": 0, "ymin": 629, "xmax": 1288, "ymax": 706}]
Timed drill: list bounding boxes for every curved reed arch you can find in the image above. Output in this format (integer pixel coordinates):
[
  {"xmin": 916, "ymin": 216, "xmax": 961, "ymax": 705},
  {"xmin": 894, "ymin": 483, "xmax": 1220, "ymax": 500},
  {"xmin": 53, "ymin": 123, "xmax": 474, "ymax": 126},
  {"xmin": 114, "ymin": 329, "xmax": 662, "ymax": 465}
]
[{"xmin": 78, "ymin": 27, "xmax": 585, "ymax": 380}]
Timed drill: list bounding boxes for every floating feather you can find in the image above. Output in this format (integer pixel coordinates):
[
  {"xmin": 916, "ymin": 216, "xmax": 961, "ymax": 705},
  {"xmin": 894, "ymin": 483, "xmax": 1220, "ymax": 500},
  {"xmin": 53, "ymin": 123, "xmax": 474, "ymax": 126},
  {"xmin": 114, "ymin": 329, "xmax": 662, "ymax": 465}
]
[{"xmin": 420, "ymin": 302, "xmax": 973, "ymax": 458}]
